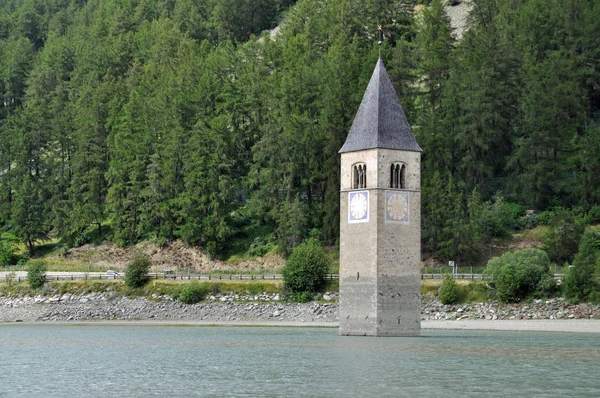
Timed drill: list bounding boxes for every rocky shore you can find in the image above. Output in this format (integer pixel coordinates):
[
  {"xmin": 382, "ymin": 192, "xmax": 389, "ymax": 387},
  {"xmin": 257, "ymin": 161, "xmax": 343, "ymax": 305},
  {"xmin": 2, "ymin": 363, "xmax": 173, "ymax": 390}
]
[
  {"xmin": 2, "ymin": 291, "xmax": 600, "ymax": 324},
  {"xmin": 0, "ymin": 292, "xmax": 338, "ymax": 323},
  {"xmin": 421, "ymin": 294, "xmax": 600, "ymax": 321}
]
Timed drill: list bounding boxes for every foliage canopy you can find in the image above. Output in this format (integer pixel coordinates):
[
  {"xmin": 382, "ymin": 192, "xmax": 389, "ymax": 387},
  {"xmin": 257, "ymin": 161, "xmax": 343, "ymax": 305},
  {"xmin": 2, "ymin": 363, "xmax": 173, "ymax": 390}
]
[
  {"xmin": 0, "ymin": 0, "xmax": 598, "ymax": 265},
  {"xmin": 27, "ymin": 260, "xmax": 48, "ymax": 289},
  {"xmin": 563, "ymin": 230, "xmax": 600, "ymax": 303},
  {"xmin": 485, "ymin": 248, "xmax": 554, "ymax": 303},
  {"xmin": 282, "ymin": 238, "xmax": 330, "ymax": 294},
  {"xmin": 124, "ymin": 255, "xmax": 152, "ymax": 289},
  {"xmin": 438, "ymin": 273, "xmax": 459, "ymax": 305}
]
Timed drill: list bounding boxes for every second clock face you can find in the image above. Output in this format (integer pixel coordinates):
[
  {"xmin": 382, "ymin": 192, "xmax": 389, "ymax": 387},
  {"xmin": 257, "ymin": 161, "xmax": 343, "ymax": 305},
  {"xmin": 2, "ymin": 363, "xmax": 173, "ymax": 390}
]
[
  {"xmin": 386, "ymin": 191, "xmax": 409, "ymax": 222},
  {"xmin": 349, "ymin": 191, "xmax": 369, "ymax": 223}
]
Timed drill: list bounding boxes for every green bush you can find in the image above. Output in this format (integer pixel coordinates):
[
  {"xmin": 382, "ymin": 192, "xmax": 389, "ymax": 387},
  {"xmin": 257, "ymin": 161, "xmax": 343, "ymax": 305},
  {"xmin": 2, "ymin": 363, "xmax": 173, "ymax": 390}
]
[
  {"xmin": 27, "ymin": 260, "xmax": 48, "ymax": 289},
  {"xmin": 537, "ymin": 210, "xmax": 555, "ymax": 226},
  {"xmin": 563, "ymin": 230, "xmax": 600, "ymax": 303},
  {"xmin": 5, "ymin": 270, "xmax": 17, "ymax": 287},
  {"xmin": 0, "ymin": 233, "xmax": 20, "ymax": 267},
  {"xmin": 178, "ymin": 281, "xmax": 209, "ymax": 304},
  {"xmin": 485, "ymin": 248, "xmax": 552, "ymax": 303},
  {"xmin": 438, "ymin": 274, "xmax": 459, "ymax": 304},
  {"xmin": 534, "ymin": 273, "xmax": 557, "ymax": 297},
  {"xmin": 542, "ymin": 210, "xmax": 585, "ymax": 264},
  {"xmin": 286, "ymin": 291, "xmax": 312, "ymax": 303},
  {"xmin": 481, "ymin": 197, "xmax": 523, "ymax": 238},
  {"xmin": 282, "ymin": 238, "xmax": 330, "ymax": 294},
  {"xmin": 588, "ymin": 205, "xmax": 600, "ymax": 224},
  {"xmin": 124, "ymin": 255, "xmax": 152, "ymax": 289},
  {"xmin": 462, "ymin": 282, "xmax": 489, "ymax": 302},
  {"xmin": 519, "ymin": 213, "xmax": 539, "ymax": 230}
]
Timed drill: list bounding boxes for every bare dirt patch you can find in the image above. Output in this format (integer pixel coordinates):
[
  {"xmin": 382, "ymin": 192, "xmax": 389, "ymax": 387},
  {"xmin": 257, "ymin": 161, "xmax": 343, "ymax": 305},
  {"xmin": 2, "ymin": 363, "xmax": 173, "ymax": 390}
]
[{"xmin": 56, "ymin": 241, "xmax": 284, "ymax": 273}]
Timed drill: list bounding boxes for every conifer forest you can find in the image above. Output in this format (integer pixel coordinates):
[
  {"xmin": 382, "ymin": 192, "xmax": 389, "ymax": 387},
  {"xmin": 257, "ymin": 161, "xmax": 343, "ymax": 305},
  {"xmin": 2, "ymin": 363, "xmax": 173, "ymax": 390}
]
[{"xmin": 0, "ymin": 0, "xmax": 599, "ymax": 264}]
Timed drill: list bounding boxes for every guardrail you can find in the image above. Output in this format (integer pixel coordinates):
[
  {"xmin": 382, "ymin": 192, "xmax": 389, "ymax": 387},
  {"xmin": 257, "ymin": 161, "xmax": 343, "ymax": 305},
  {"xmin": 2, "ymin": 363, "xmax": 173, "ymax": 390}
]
[
  {"xmin": 0, "ymin": 273, "xmax": 565, "ymax": 282},
  {"xmin": 152, "ymin": 273, "xmax": 340, "ymax": 281},
  {"xmin": 0, "ymin": 273, "xmax": 339, "ymax": 282},
  {"xmin": 420, "ymin": 273, "xmax": 564, "ymax": 280},
  {"xmin": 421, "ymin": 273, "xmax": 488, "ymax": 280}
]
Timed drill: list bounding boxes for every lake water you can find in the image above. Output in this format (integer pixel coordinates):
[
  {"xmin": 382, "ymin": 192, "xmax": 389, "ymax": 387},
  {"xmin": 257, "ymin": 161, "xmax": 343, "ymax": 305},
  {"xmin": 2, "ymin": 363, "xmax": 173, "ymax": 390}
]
[{"xmin": 0, "ymin": 325, "xmax": 599, "ymax": 397}]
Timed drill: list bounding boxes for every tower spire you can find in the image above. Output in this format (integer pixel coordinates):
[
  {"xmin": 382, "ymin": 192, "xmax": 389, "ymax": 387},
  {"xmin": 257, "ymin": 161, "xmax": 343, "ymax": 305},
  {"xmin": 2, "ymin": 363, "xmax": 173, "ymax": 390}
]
[
  {"xmin": 339, "ymin": 59, "xmax": 421, "ymax": 154},
  {"xmin": 378, "ymin": 25, "xmax": 383, "ymax": 58}
]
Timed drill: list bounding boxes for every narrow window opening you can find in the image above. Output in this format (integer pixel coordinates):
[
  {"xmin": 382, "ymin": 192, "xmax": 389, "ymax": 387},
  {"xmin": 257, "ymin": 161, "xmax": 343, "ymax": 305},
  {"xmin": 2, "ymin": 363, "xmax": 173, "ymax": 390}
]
[
  {"xmin": 358, "ymin": 165, "xmax": 363, "ymax": 188},
  {"xmin": 400, "ymin": 164, "xmax": 406, "ymax": 189},
  {"xmin": 352, "ymin": 163, "xmax": 367, "ymax": 189},
  {"xmin": 363, "ymin": 165, "xmax": 367, "ymax": 188},
  {"xmin": 390, "ymin": 162, "xmax": 406, "ymax": 189}
]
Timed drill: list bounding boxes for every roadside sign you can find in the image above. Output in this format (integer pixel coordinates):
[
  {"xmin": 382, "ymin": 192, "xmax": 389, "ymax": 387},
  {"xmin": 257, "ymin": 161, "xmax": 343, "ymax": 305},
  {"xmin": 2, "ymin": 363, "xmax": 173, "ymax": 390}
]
[{"xmin": 449, "ymin": 261, "xmax": 456, "ymax": 274}]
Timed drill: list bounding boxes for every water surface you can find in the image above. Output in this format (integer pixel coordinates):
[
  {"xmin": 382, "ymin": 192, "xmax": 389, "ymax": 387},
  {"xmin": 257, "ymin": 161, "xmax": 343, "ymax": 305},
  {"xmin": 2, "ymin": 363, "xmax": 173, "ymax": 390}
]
[{"xmin": 0, "ymin": 325, "xmax": 598, "ymax": 397}]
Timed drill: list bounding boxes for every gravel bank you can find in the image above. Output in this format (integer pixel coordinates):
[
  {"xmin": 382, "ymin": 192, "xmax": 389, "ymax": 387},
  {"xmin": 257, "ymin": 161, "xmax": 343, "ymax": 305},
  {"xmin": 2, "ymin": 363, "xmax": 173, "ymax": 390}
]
[
  {"xmin": 421, "ymin": 294, "xmax": 600, "ymax": 321},
  {"xmin": 0, "ymin": 292, "xmax": 338, "ymax": 323},
  {"xmin": 2, "ymin": 292, "xmax": 600, "ymax": 333}
]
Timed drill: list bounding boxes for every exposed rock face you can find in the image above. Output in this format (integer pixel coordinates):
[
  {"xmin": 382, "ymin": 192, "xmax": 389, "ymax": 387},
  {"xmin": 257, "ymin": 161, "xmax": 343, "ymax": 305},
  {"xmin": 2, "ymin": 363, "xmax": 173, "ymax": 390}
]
[
  {"xmin": 56, "ymin": 241, "xmax": 284, "ymax": 273},
  {"xmin": 444, "ymin": 1, "xmax": 474, "ymax": 40},
  {"xmin": 0, "ymin": 293, "xmax": 338, "ymax": 323},
  {"xmin": 414, "ymin": 1, "xmax": 474, "ymax": 41},
  {"xmin": 2, "ymin": 292, "xmax": 598, "ymax": 323},
  {"xmin": 421, "ymin": 294, "xmax": 600, "ymax": 321}
]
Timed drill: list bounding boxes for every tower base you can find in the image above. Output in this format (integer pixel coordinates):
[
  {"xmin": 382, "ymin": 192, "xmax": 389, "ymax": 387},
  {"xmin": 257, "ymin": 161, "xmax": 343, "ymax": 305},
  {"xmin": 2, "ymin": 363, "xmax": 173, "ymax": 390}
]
[{"xmin": 339, "ymin": 274, "xmax": 421, "ymax": 337}]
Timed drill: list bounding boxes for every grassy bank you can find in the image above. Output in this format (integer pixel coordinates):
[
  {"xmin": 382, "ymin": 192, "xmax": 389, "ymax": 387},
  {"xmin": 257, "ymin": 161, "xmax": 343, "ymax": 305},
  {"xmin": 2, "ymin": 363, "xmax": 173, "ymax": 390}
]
[
  {"xmin": 421, "ymin": 279, "xmax": 490, "ymax": 303},
  {"xmin": 0, "ymin": 278, "xmax": 341, "ymax": 302},
  {"xmin": 0, "ymin": 277, "xmax": 491, "ymax": 303},
  {"xmin": 0, "ymin": 279, "xmax": 284, "ymax": 299}
]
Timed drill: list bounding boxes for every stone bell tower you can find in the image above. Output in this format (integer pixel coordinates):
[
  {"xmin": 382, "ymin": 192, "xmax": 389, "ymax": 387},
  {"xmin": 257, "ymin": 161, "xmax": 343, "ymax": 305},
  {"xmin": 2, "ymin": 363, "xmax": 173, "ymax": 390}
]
[{"xmin": 339, "ymin": 58, "xmax": 422, "ymax": 337}]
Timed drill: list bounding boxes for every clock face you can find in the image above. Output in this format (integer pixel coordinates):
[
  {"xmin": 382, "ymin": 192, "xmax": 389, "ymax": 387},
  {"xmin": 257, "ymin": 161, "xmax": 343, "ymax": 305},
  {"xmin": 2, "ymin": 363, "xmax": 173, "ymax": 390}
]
[
  {"xmin": 386, "ymin": 191, "xmax": 409, "ymax": 223},
  {"xmin": 349, "ymin": 191, "xmax": 369, "ymax": 223}
]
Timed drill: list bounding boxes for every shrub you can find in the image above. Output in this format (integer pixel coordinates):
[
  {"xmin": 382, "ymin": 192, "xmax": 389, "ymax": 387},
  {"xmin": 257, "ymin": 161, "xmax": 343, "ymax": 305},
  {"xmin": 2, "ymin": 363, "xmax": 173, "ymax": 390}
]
[
  {"xmin": 537, "ymin": 210, "xmax": 555, "ymax": 226},
  {"xmin": 462, "ymin": 282, "xmax": 489, "ymax": 302},
  {"xmin": 0, "ymin": 233, "xmax": 20, "ymax": 267},
  {"xmin": 563, "ymin": 230, "xmax": 600, "ymax": 303},
  {"xmin": 124, "ymin": 255, "xmax": 152, "ymax": 289},
  {"xmin": 282, "ymin": 238, "xmax": 330, "ymax": 294},
  {"xmin": 542, "ymin": 210, "xmax": 585, "ymax": 264},
  {"xmin": 287, "ymin": 291, "xmax": 312, "ymax": 303},
  {"xmin": 481, "ymin": 196, "xmax": 523, "ymax": 238},
  {"xmin": 178, "ymin": 282, "xmax": 209, "ymax": 304},
  {"xmin": 438, "ymin": 274, "xmax": 459, "ymax": 304},
  {"xmin": 485, "ymin": 248, "xmax": 552, "ymax": 303},
  {"xmin": 588, "ymin": 205, "xmax": 600, "ymax": 223},
  {"xmin": 27, "ymin": 260, "xmax": 48, "ymax": 289},
  {"xmin": 519, "ymin": 212, "xmax": 540, "ymax": 230},
  {"xmin": 535, "ymin": 273, "xmax": 557, "ymax": 298},
  {"xmin": 74, "ymin": 230, "xmax": 92, "ymax": 247},
  {"xmin": 5, "ymin": 270, "xmax": 17, "ymax": 288}
]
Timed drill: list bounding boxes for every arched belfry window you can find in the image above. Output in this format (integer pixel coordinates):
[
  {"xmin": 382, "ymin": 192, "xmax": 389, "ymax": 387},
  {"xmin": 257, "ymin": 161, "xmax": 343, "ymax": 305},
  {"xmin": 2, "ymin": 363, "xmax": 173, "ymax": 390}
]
[
  {"xmin": 352, "ymin": 163, "xmax": 367, "ymax": 189},
  {"xmin": 390, "ymin": 162, "xmax": 406, "ymax": 189}
]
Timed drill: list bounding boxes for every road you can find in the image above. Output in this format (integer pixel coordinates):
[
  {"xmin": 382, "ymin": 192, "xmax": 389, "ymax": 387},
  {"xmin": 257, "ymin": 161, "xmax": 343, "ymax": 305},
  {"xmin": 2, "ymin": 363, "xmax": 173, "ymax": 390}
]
[{"xmin": 0, "ymin": 271, "xmax": 564, "ymax": 282}]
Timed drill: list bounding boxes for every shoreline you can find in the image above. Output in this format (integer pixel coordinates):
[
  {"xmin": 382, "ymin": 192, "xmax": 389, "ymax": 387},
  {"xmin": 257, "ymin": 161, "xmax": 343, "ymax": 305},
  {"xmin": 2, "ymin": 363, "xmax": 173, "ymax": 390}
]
[
  {"xmin": 2, "ymin": 319, "xmax": 600, "ymax": 333},
  {"xmin": 2, "ymin": 292, "xmax": 600, "ymax": 333}
]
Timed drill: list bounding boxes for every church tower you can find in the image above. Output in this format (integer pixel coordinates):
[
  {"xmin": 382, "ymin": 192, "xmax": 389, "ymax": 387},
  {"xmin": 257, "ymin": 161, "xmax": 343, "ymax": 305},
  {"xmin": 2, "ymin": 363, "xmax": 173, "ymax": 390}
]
[{"xmin": 339, "ymin": 58, "xmax": 422, "ymax": 337}]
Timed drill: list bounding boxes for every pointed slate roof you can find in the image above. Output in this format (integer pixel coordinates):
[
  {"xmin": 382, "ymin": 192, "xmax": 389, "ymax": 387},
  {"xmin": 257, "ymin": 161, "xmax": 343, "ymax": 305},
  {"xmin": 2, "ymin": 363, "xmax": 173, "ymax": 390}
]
[{"xmin": 339, "ymin": 58, "xmax": 421, "ymax": 153}]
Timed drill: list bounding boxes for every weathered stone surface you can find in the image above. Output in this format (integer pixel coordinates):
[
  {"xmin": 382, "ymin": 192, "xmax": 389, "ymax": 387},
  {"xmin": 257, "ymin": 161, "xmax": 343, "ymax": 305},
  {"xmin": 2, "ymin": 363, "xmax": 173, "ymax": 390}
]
[
  {"xmin": 420, "ymin": 295, "xmax": 600, "ymax": 321},
  {"xmin": 1, "ymin": 293, "xmax": 599, "ymax": 323},
  {"xmin": 339, "ymin": 147, "xmax": 422, "ymax": 336},
  {"xmin": 0, "ymin": 293, "xmax": 339, "ymax": 323}
]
